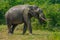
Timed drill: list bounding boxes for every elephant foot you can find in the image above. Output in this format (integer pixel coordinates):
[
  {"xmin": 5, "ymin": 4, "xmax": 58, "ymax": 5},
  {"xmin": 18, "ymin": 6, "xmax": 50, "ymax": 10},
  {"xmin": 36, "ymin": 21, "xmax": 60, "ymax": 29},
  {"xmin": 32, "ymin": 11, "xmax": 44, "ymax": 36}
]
[
  {"xmin": 29, "ymin": 33, "xmax": 32, "ymax": 35},
  {"xmin": 8, "ymin": 31, "xmax": 13, "ymax": 35},
  {"xmin": 8, "ymin": 33, "xmax": 13, "ymax": 35},
  {"xmin": 8, "ymin": 32, "xmax": 13, "ymax": 36}
]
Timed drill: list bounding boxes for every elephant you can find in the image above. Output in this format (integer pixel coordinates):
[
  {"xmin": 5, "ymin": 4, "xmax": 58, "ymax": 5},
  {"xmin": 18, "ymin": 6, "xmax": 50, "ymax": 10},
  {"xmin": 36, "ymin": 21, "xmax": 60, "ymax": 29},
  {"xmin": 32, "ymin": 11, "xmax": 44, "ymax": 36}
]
[{"xmin": 5, "ymin": 5, "xmax": 46, "ymax": 35}]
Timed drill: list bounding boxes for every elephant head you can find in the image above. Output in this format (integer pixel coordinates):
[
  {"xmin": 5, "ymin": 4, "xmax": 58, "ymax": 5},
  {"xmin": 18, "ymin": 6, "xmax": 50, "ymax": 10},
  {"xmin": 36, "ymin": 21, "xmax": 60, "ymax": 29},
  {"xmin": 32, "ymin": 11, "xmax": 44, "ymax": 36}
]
[{"xmin": 29, "ymin": 5, "xmax": 46, "ymax": 24}]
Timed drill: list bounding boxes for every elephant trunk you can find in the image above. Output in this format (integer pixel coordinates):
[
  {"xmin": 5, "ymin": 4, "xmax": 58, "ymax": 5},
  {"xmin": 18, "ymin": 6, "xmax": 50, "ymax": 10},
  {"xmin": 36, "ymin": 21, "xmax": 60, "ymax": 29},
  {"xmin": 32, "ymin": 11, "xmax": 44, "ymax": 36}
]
[{"xmin": 38, "ymin": 13, "xmax": 46, "ymax": 25}]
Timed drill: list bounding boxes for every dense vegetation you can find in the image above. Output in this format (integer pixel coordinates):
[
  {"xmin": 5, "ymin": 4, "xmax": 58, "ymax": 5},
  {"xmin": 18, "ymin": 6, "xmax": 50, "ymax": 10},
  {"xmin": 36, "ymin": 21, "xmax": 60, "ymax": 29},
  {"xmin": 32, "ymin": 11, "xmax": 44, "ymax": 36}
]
[{"xmin": 0, "ymin": 0, "xmax": 60, "ymax": 31}]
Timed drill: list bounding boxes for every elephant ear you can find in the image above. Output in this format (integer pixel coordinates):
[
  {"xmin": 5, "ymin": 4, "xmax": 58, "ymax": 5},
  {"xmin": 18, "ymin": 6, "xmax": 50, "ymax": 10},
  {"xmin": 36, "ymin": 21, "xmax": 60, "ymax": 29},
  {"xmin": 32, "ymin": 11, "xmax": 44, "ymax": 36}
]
[
  {"xmin": 23, "ymin": 7, "xmax": 30, "ymax": 15},
  {"xmin": 22, "ymin": 6, "xmax": 30, "ymax": 19}
]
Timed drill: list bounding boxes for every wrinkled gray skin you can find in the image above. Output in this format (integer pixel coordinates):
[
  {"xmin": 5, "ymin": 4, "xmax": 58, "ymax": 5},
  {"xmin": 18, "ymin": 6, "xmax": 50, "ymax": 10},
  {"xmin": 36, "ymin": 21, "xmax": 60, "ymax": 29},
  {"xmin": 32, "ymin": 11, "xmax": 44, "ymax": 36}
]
[{"xmin": 5, "ymin": 5, "xmax": 46, "ymax": 35}]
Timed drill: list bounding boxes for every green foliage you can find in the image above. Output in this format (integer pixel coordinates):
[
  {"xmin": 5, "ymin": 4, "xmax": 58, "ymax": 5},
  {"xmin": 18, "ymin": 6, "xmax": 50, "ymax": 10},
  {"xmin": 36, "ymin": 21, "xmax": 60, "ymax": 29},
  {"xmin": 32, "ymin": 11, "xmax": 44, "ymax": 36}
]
[{"xmin": 0, "ymin": 0, "xmax": 60, "ymax": 31}]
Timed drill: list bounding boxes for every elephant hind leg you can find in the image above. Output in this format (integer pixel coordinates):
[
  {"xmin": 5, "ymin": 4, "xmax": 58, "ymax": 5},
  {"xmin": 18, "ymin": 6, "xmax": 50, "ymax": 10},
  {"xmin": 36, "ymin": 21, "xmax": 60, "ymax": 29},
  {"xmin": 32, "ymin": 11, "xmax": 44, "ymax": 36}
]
[
  {"xmin": 10, "ymin": 24, "xmax": 18, "ymax": 34},
  {"xmin": 6, "ymin": 18, "xmax": 12, "ymax": 34},
  {"xmin": 7, "ymin": 24, "xmax": 11, "ymax": 34}
]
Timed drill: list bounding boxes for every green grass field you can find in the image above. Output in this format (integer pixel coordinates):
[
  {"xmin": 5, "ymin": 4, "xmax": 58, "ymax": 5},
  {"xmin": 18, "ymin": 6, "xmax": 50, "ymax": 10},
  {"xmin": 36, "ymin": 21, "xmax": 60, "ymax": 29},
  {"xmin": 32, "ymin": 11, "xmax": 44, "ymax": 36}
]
[{"xmin": 0, "ymin": 25, "xmax": 60, "ymax": 40}]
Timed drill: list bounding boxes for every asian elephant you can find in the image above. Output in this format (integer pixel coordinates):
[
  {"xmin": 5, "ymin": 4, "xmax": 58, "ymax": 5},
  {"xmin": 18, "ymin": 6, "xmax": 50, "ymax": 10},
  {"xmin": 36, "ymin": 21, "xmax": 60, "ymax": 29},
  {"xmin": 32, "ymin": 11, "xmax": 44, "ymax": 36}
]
[{"xmin": 5, "ymin": 5, "xmax": 46, "ymax": 35}]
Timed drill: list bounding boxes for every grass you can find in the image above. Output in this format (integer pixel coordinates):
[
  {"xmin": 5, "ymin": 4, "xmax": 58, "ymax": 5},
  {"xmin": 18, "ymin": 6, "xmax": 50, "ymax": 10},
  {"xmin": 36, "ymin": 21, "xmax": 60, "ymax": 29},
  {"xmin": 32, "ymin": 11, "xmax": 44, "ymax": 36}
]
[{"xmin": 0, "ymin": 25, "xmax": 60, "ymax": 40}]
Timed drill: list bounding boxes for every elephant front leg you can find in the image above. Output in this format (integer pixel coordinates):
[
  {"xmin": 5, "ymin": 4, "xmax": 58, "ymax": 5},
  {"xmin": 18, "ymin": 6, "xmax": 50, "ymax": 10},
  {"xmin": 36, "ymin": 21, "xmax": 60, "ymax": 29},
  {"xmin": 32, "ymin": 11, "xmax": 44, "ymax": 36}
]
[
  {"xmin": 23, "ymin": 17, "xmax": 32, "ymax": 35},
  {"xmin": 23, "ymin": 23, "xmax": 27, "ymax": 35},
  {"xmin": 27, "ymin": 21, "xmax": 32, "ymax": 35},
  {"xmin": 28, "ymin": 25, "xmax": 32, "ymax": 34},
  {"xmin": 23, "ymin": 21, "xmax": 32, "ymax": 35}
]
